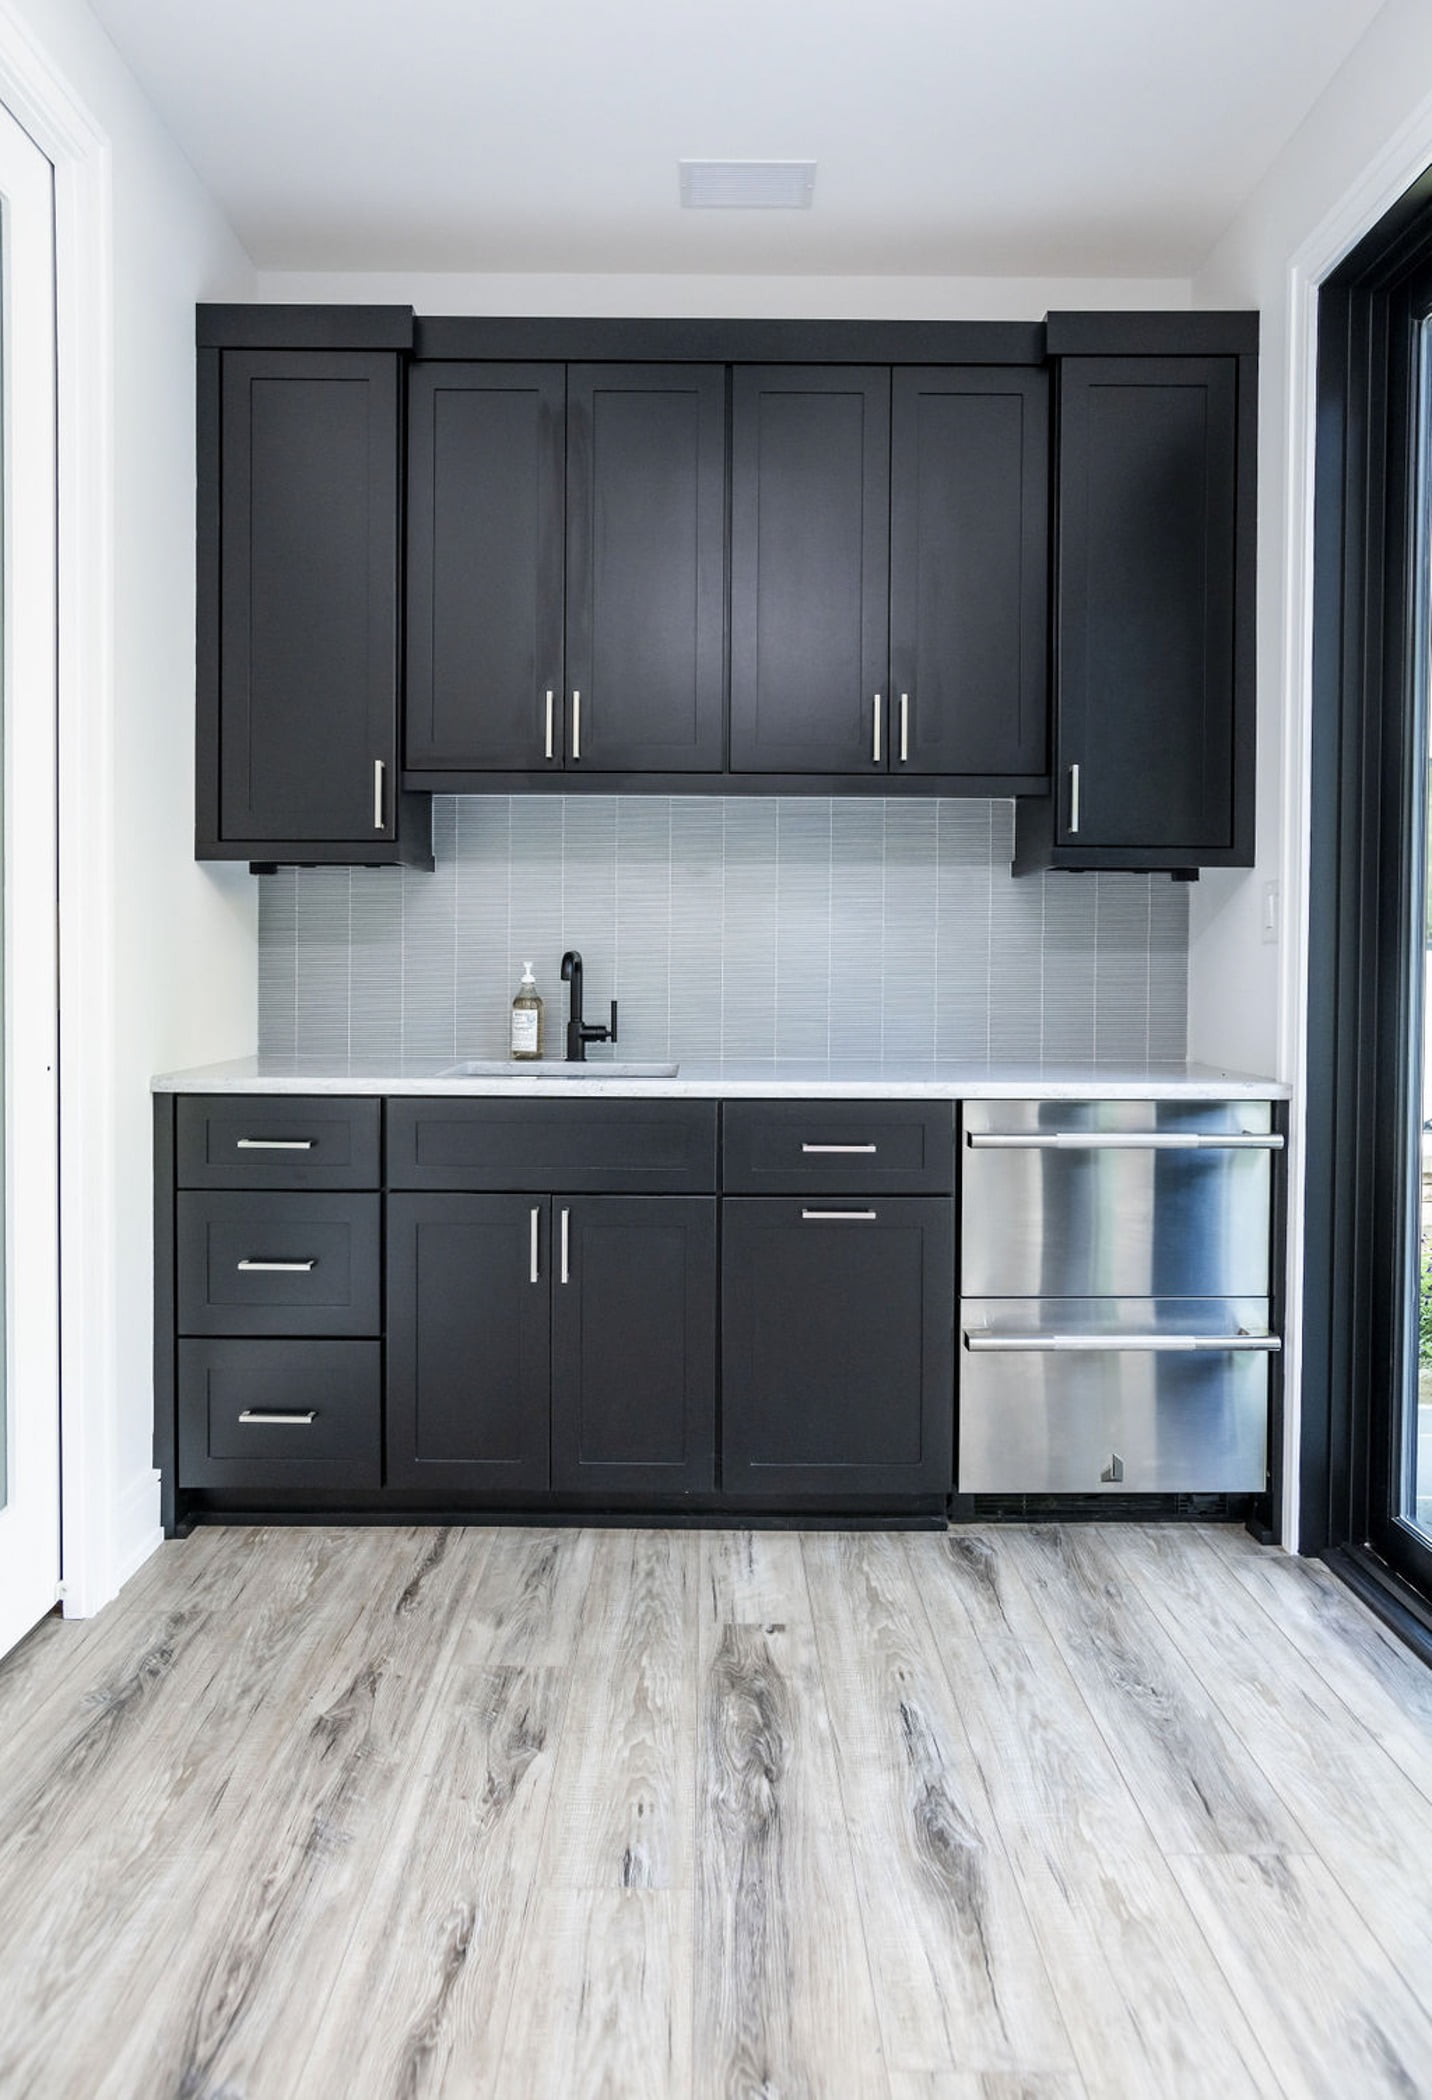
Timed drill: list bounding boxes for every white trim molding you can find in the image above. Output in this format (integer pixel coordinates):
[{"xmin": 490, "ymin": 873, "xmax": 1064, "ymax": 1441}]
[
  {"xmin": 1278, "ymin": 89, "xmax": 1432, "ymax": 1556},
  {"xmin": 0, "ymin": 4, "xmax": 119, "ymax": 1616}
]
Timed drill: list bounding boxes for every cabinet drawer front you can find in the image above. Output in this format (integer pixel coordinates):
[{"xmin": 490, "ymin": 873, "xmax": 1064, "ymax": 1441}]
[
  {"xmin": 387, "ymin": 1099, "xmax": 717, "ymax": 1192},
  {"xmin": 723, "ymin": 1102, "xmax": 954, "ymax": 1194},
  {"xmin": 957, "ymin": 1296, "xmax": 1271, "ymax": 1493},
  {"xmin": 177, "ymin": 1192, "xmax": 381, "ymax": 1335},
  {"xmin": 961, "ymin": 1099, "xmax": 1275, "ymax": 1296},
  {"xmin": 179, "ymin": 1338, "xmax": 380, "ymax": 1487},
  {"xmin": 176, "ymin": 1097, "xmax": 381, "ymax": 1189}
]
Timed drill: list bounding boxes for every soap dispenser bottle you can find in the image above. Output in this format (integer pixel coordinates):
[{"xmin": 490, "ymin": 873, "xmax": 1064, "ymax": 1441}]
[{"xmin": 510, "ymin": 962, "xmax": 544, "ymax": 1061}]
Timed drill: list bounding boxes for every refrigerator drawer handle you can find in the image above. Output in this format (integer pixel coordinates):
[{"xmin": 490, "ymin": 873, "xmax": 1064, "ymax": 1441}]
[
  {"xmin": 965, "ymin": 1131, "xmax": 1283, "ymax": 1151},
  {"xmin": 963, "ymin": 1331, "xmax": 1281, "ymax": 1353}
]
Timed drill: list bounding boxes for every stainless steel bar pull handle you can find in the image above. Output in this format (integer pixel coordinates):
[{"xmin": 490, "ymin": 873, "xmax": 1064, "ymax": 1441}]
[
  {"xmin": 572, "ymin": 691, "xmax": 581, "ymax": 761},
  {"xmin": 899, "ymin": 692, "xmax": 909, "ymax": 763},
  {"xmin": 373, "ymin": 758, "xmax": 385, "ymax": 831},
  {"xmin": 801, "ymin": 1143, "xmax": 878, "ymax": 1155},
  {"xmin": 1069, "ymin": 761, "xmax": 1080, "ymax": 834},
  {"xmin": 544, "ymin": 690, "xmax": 555, "ymax": 762},
  {"xmin": 237, "ymin": 1258, "xmax": 317, "ymax": 1273},
  {"xmin": 530, "ymin": 1207, "xmax": 541, "ymax": 1284},
  {"xmin": 872, "ymin": 694, "xmax": 882, "ymax": 764},
  {"xmin": 966, "ymin": 1131, "xmax": 1284, "ymax": 1151},
  {"xmin": 236, "ymin": 1138, "xmax": 314, "ymax": 1151},
  {"xmin": 560, "ymin": 1207, "xmax": 570, "ymax": 1284},
  {"xmin": 801, "ymin": 1208, "xmax": 878, "ymax": 1222},
  {"xmin": 239, "ymin": 1410, "xmax": 317, "ymax": 1425},
  {"xmin": 964, "ymin": 1331, "xmax": 1281, "ymax": 1353}
]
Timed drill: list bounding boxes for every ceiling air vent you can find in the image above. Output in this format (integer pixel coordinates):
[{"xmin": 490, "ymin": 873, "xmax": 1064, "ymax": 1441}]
[{"xmin": 678, "ymin": 160, "xmax": 817, "ymax": 210}]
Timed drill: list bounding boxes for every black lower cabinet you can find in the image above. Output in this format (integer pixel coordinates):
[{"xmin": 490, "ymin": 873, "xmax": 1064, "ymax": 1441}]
[
  {"xmin": 721, "ymin": 1198, "xmax": 955, "ymax": 1498},
  {"xmin": 178, "ymin": 1337, "xmax": 381, "ymax": 1490},
  {"xmin": 386, "ymin": 1191, "xmax": 717, "ymax": 1499},
  {"xmin": 386, "ymin": 1194, "xmax": 552, "ymax": 1492},
  {"xmin": 551, "ymin": 1197, "xmax": 716, "ymax": 1494}
]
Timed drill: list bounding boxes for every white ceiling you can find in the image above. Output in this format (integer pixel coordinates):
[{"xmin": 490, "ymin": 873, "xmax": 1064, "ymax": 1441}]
[{"xmin": 87, "ymin": 0, "xmax": 1388, "ymax": 277}]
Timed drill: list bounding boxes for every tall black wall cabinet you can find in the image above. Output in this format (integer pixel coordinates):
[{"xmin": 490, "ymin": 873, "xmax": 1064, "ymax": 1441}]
[{"xmin": 195, "ymin": 308, "xmax": 1257, "ymax": 872}]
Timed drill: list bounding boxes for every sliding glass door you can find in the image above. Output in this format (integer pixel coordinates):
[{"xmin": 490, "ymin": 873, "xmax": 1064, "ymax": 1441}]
[{"xmin": 0, "ymin": 97, "xmax": 60, "ymax": 1660}]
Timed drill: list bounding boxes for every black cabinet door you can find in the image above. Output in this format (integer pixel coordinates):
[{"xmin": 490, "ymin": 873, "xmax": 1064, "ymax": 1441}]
[
  {"xmin": 405, "ymin": 362, "xmax": 566, "ymax": 771},
  {"xmin": 550, "ymin": 1197, "xmax": 716, "ymax": 1494},
  {"xmin": 216, "ymin": 350, "xmax": 402, "ymax": 844},
  {"xmin": 730, "ymin": 367, "xmax": 891, "ymax": 773},
  {"xmin": 721, "ymin": 1197, "xmax": 955, "ymax": 1498},
  {"xmin": 890, "ymin": 368, "xmax": 1048, "ymax": 779},
  {"xmin": 565, "ymin": 365, "xmax": 726, "ymax": 772},
  {"xmin": 1056, "ymin": 356, "xmax": 1238, "ymax": 853},
  {"xmin": 386, "ymin": 1194, "xmax": 551, "ymax": 1492}
]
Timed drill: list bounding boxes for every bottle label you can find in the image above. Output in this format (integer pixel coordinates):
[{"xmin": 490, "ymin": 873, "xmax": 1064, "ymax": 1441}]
[{"xmin": 511, "ymin": 1008, "xmax": 540, "ymax": 1055}]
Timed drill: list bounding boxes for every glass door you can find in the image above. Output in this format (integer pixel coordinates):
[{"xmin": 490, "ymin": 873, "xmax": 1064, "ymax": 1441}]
[{"xmin": 0, "ymin": 98, "xmax": 60, "ymax": 1660}]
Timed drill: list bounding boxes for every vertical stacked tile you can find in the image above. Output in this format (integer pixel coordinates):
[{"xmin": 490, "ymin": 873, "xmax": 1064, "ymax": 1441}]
[
  {"xmin": 987, "ymin": 805, "xmax": 1045, "ymax": 1061},
  {"xmin": 397, "ymin": 796, "xmax": 458, "ymax": 1061},
  {"xmin": 1092, "ymin": 872, "xmax": 1153, "ymax": 1062},
  {"xmin": 1148, "ymin": 877, "xmax": 1190, "ymax": 1060},
  {"xmin": 454, "ymin": 796, "xmax": 513, "ymax": 1060},
  {"xmin": 1040, "ymin": 871, "xmax": 1098, "ymax": 1062},
  {"xmin": 719, "ymin": 800, "xmax": 779, "ymax": 1060},
  {"xmin": 668, "ymin": 798, "xmax": 724, "ymax": 1062},
  {"xmin": 292, "ymin": 868, "xmax": 352, "ymax": 1058},
  {"xmin": 934, "ymin": 801, "xmax": 993, "ymax": 1060},
  {"xmin": 506, "ymin": 798, "xmax": 566, "ymax": 1031},
  {"xmin": 881, "ymin": 801, "xmax": 938, "ymax": 1063},
  {"xmin": 612, "ymin": 798, "xmax": 672, "ymax": 1061},
  {"xmin": 773, "ymin": 800, "xmax": 833, "ymax": 1061},
  {"xmin": 348, "ymin": 867, "xmax": 404, "ymax": 1062},
  {"xmin": 828, "ymin": 801, "xmax": 886, "ymax": 1060},
  {"xmin": 257, "ymin": 869, "xmax": 298, "ymax": 1057},
  {"xmin": 558, "ymin": 797, "xmax": 620, "ymax": 1056}
]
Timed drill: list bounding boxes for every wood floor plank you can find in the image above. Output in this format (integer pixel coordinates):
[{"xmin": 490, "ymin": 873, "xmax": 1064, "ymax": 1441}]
[
  {"xmin": 537, "ymin": 1527, "xmax": 698, "ymax": 1892},
  {"xmin": 280, "ymin": 1528, "xmax": 597, "ymax": 2100},
  {"xmin": 912, "ymin": 1532, "xmax": 1286, "ymax": 2100},
  {"xmin": 804, "ymin": 1530, "xmax": 1073, "ymax": 2079},
  {"xmin": 1172, "ymin": 1851, "xmax": 1432, "ymax": 2100},
  {"xmin": 496, "ymin": 1888, "xmax": 694, "ymax": 2099},
  {"xmin": 1111, "ymin": 1524, "xmax": 1432, "ymax": 1999},
  {"xmin": 1201, "ymin": 1523, "xmax": 1432, "ymax": 1804},
  {"xmin": 694, "ymin": 1530, "xmax": 889, "ymax": 2100},
  {"xmin": 887, "ymin": 2076, "xmax": 1088, "ymax": 2100},
  {"xmin": 999, "ymin": 1525, "xmax": 1301, "ymax": 1857}
]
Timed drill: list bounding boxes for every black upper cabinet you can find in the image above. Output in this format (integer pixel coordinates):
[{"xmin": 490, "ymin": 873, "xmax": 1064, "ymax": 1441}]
[
  {"xmin": 197, "ymin": 341, "xmax": 430, "ymax": 866},
  {"xmin": 730, "ymin": 366, "xmax": 891, "ymax": 774},
  {"xmin": 406, "ymin": 362, "xmax": 565, "ymax": 771},
  {"xmin": 1016, "ymin": 350, "xmax": 1254, "ymax": 870},
  {"xmin": 405, "ymin": 361, "xmax": 727, "ymax": 775},
  {"xmin": 889, "ymin": 368, "xmax": 1048, "ymax": 778},
  {"xmin": 565, "ymin": 365, "xmax": 727, "ymax": 772}
]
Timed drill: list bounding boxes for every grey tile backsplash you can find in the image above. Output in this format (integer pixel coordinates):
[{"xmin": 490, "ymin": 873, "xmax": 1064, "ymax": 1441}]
[{"xmin": 258, "ymin": 796, "xmax": 1187, "ymax": 1065}]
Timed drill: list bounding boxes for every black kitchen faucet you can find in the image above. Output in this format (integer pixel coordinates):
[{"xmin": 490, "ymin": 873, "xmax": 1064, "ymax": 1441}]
[{"xmin": 560, "ymin": 951, "xmax": 618, "ymax": 1062}]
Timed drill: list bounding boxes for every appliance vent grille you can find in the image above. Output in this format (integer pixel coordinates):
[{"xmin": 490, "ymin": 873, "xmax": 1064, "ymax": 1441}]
[
  {"xmin": 962, "ymin": 1492, "xmax": 1256, "ymax": 1524},
  {"xmin": 678, "ymin": 160, "xmax": 817, "ymax": 210}
]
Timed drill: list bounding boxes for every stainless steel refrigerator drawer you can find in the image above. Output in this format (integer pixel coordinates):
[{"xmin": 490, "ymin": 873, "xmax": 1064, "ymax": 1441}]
[
  {"xmin": 958, "ymin": 1297, "xmax": 1273, "ymax": 1493},
  {"xmin": 961, "ymin": 1099, "xmax": 1280, "ymax": 1298}
]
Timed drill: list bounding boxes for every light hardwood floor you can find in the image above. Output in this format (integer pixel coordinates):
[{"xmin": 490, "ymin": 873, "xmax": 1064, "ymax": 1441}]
[{"xmin": 2, "ymin": 1523, "xmax": 1432, "ymax": 2099}]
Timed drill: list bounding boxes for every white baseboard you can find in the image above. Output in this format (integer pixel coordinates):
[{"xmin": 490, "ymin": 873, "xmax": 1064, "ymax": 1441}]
[{"xmin": 63, "ymin": 1467, "xmax": 162, "ymax": 1618}]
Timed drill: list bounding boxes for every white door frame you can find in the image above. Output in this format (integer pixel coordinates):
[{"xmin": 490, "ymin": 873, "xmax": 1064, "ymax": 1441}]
[
  {"xmin": 0, "ymin": 90, "xmax": 59, "ymax": 1656},
  {"xmin": 0, "ymin": 4, "xmax": 118, "ymax": 1618}
]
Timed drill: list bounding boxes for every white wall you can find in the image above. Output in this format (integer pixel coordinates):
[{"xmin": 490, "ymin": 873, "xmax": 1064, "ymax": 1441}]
[
  {"xmin": 1190, "ymin": 0, "xmax": 1432, "ymax": 1080},
  {"xmin": 255, "ymin": 268, "xmax": 1191, "ymax": 319},
  {"xmin": 1, "ymin": 0, "xmax": 255, "ymax": 1604}
]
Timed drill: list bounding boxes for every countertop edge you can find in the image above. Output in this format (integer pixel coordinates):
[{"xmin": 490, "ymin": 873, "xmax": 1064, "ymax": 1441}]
[{"xmin": 150, "ymin": 1060, "xmax": 1292, "ymax": 1102}]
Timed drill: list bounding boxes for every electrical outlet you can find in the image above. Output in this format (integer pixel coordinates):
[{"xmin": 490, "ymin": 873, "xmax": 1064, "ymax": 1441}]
[{"xmin": 1261, "ymin": 880, "xmax": 1279, "ymax": 945}]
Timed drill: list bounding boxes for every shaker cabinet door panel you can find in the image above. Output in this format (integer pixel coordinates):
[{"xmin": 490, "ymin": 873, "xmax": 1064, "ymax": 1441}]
[
  {"xmin": 721, "ymin": 1197, "xmax": 955, "ymax": 1497},
  {"xmin": 889, "ymin": 367, "xmax": 1048, "ymax": 778},
  {"xmin": 405, "ymin": 362, "xmax": 566, "ymax": 771},
  {"xmin": 550, "ymin": 1197, "xmax": 716, "ymax": 1494},
  {"xmin": 565, "ymin": 365, "xmax": 727, "ymax": 772},
  {"xmin": 730, "ymin": 366, "xmax": 891, "ymax": 774},
  {"xmin": 386, "ymin": 1194, "xmax": 551, "ymax": 1491},
  {"xmin": 218, "ymin": 351, "xmax": 401, "ymax": 843},
  {"xmin": 1056, "ymin": 356, "xmax": 1238, "ymax": 853}
]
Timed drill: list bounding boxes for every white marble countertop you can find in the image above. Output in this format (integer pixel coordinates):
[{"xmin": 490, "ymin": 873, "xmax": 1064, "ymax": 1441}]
[{"xmin": 151, "ymin": 1055, "xmax": 1290, "ymax": 1101}]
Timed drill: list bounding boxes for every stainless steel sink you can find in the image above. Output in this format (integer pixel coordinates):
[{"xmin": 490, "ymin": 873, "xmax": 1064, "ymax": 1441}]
[{"xmin": 439, "ymin": 1058, "xmax": 679, "ymax": 1079}]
